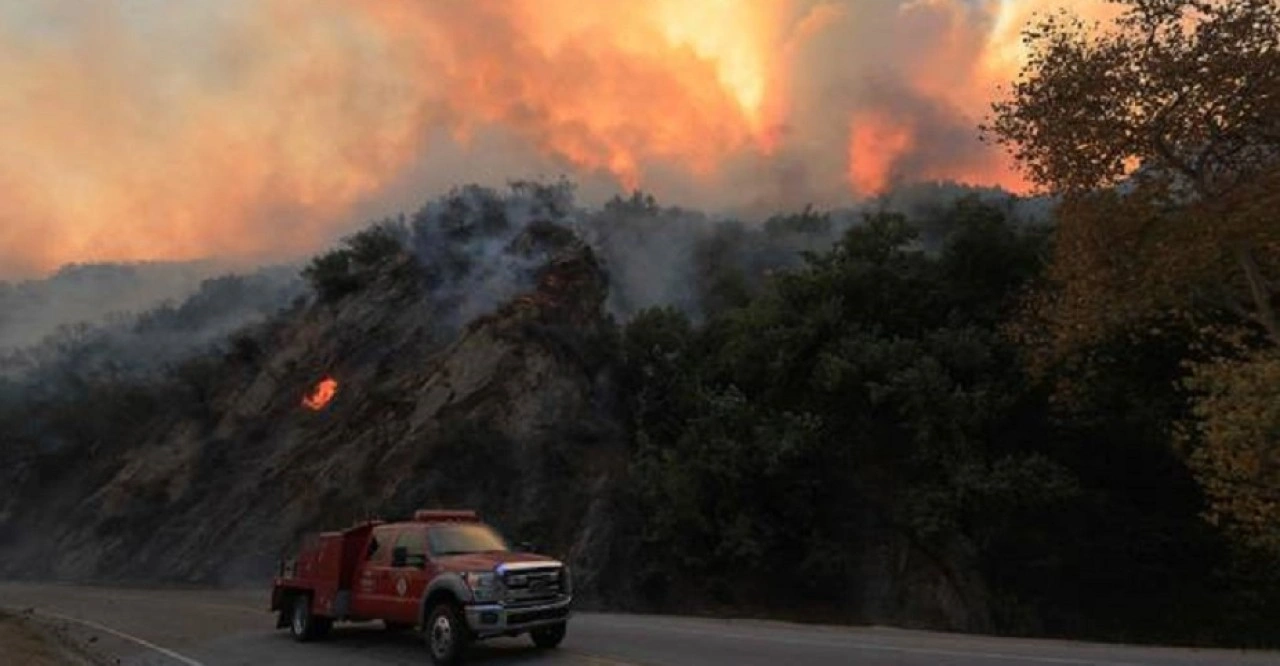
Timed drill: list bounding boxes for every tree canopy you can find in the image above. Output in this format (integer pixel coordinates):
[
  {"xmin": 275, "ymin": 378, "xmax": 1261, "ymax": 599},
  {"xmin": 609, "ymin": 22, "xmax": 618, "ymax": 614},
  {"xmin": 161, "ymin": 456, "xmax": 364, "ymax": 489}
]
[
  {"xmin": 987, "ymin": 0, "xmax": 1280, "ymax": 198},
  {"xmin": 987, "ymin": 0, "xmax": 1280, "ymax": 348},
  {"xmin": 988, "ymin": 0, "xmax": 1280, "ymax": 568}
]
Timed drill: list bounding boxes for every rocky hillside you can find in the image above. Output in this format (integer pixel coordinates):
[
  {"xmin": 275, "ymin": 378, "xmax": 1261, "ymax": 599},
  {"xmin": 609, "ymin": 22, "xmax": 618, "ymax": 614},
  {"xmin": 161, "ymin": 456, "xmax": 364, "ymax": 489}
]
[{"xmin": 0, "ymin": 221, "xmax": 631, "ymax": 597}]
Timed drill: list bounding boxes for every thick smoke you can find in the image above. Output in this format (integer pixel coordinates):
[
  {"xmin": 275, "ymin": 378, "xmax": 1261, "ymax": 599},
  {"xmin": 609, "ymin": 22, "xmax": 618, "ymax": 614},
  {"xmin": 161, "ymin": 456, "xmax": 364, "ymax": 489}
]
[
  {"xmin": 379, "ymin": 182, "xmax": 847, "ymax": 325},
  {"xmin": 0, "ymin": 0, "xmax": 1113, "ymax": 278},
  {"xmin": 382, "ymin": 179, "xmax": 1048, "ymax": 327},
  {"xmin": 402, "ymin": 181, "xmax": 582, "ymax": 329}
]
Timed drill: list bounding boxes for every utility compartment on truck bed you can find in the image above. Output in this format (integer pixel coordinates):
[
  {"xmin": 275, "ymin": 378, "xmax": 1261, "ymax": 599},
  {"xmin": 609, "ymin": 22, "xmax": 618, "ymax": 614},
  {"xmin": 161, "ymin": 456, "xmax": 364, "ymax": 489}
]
[{"xmin": 273, "ymin": 521, "xmax": 381, "ymax": 619}]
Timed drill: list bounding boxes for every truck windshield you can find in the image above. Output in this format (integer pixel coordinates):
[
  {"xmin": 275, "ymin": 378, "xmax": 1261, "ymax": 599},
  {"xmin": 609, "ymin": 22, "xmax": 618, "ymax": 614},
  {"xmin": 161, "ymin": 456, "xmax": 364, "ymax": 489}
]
[{"xmin": 427, "ymin": 524, "xmax": 509, "ymax": 556}]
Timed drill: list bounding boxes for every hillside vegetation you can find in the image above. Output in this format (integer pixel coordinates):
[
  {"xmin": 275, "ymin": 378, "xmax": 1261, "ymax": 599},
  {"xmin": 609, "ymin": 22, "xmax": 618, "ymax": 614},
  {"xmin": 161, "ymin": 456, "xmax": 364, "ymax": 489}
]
[
  {"xmin": 0, "ymin": 180, "xmax": 1274, "ymax": 645},
  {"xmin": 1, "ymin": 0, "xmax": 1278, "ymax": 649}
]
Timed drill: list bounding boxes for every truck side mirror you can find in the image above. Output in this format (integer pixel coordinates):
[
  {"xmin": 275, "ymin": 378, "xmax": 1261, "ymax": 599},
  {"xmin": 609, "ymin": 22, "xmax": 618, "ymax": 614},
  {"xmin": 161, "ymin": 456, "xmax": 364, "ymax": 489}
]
[{"xmin": 391, "ymin": 546, "xmax": 407, "ymax": 567}]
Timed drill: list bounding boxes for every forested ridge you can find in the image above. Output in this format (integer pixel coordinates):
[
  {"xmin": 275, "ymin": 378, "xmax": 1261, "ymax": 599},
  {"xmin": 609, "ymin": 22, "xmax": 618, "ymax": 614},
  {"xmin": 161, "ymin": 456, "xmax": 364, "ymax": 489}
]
[{"xmin": 1, "ymin": 0, "xmax": 1278, "ymax": 648}]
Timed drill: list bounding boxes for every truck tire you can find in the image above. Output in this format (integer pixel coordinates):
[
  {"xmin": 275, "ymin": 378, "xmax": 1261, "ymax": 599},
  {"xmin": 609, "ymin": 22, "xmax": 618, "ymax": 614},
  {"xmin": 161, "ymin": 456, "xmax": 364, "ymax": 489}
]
[
  {"xmin": 530, "ymin": 622, "xmax": 566, "ymax": 649},
  {"xmin": 288, "ymin": 594, "xmax": 330, "ymax": 642},
  {"xmin": 424, "ymin": 602, "xmax": 469, "ymax": 664}
]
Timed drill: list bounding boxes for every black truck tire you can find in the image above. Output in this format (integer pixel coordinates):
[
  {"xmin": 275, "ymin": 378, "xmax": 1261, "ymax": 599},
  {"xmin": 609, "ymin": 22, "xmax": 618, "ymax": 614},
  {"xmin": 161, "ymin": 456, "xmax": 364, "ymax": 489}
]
[
  {"xmin": 530, "ymin": 622, "xmax": 567, "ymax": 649},
  {"xmin": 289, "ymin": 594, "xmax": 329, "ymax": 642},
  {"xmin": 425, "ymin": 602, "xmax": 469, "ymax": 665}
]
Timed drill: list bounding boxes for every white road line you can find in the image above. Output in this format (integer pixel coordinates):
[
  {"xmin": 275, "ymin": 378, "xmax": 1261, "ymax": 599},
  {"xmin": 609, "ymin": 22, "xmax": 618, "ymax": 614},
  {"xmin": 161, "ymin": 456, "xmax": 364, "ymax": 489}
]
[
  {"xmin": 27, "ymin": 609, "xmax": 206, "ymax": 666},
  {"xmin": 586, "ymin": 617, "xmax": 1150, "ymax": 666}
]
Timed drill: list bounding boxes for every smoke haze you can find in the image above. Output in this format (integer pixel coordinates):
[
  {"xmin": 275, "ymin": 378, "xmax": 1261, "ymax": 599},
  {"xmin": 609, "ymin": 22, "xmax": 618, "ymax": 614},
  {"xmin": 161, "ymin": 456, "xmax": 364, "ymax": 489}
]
[
  {"xmin": 0, "ymin": 0, "xmax": 1112, "ymax": 277},
  {"xmin": 0, "ymin": 262, "xmax": 221, "ymax": 350}
]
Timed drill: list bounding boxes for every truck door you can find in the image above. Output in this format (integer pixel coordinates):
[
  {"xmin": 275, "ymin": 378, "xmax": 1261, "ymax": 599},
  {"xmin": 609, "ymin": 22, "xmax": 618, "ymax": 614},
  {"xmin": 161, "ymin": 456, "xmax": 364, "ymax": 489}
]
[
  {"xmin": 351, "ymin": 526, "xmax": 398, "ymax": 620},
  {"xmin": 388, "ymin": 526, "xmax": 433, "ymax": 625}
]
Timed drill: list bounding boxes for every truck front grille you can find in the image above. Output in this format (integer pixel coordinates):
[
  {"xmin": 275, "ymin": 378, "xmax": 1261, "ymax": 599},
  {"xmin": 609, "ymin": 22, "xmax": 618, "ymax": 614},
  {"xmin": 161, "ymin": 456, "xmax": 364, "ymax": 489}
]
[{"xmin": 503, "ymin": 566, "xmax": 563, "ymax": 603}]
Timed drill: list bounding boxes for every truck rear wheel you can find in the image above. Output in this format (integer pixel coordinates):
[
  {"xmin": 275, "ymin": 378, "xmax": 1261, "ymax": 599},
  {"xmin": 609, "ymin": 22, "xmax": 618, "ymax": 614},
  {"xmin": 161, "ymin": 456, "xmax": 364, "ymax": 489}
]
[
  {"xmin": 289, "ymin": 594, "xmax": 330, "ymax": 642},
  {"xmin": 530, "ymin": 622, "xmax": 566, "ymax": 649},
  {"xmin": 425, "ymin": 602, "xmax": 469, "ymax": 664}
]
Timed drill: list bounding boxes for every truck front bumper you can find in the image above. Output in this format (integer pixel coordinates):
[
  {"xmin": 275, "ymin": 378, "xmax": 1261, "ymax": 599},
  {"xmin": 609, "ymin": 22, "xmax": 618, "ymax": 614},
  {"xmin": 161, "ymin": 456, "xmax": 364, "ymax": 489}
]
[{"xmin": 464, "ymin": 596, "xmax": 571, "ymax": 637}]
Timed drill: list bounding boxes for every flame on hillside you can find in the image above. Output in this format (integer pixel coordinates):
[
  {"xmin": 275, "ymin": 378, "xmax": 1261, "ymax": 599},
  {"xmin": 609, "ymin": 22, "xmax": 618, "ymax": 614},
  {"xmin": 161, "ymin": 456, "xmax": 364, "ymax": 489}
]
[
  {"xmin": 302, "ymin": 376, "xmax": 339, "ymax": 411},
  {"xmin": 0, "ymin": 0, "xmax": 1117, "ymax": 275}
]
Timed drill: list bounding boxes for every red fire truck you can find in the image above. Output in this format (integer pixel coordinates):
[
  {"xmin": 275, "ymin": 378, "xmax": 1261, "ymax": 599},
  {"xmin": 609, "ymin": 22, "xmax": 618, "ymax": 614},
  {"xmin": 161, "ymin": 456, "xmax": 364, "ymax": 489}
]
[{"xmin": 270, "ymin": 510, "xmax": 571, "ymax": 664}]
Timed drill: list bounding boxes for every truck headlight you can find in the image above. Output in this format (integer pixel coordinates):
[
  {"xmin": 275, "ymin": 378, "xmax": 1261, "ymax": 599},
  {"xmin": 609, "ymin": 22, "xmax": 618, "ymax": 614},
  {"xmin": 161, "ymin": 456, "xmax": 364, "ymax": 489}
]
[{"xmin": 462, "ymin": 571, "xmax": 502, "ymax": 603}]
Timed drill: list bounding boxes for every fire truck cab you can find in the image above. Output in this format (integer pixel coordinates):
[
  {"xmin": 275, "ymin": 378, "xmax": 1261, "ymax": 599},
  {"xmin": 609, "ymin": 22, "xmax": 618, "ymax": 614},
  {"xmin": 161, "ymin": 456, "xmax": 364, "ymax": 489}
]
[{"xmin": 270, "ymin": 510, "xmax": 571, "ymax": 664}]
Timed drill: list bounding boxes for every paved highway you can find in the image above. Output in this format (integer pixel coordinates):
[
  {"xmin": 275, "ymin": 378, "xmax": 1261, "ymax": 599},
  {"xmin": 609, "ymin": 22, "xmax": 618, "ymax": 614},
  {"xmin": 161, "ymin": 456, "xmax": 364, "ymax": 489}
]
[{"xmin": 1, "ymin": 582, "xmax": 1276, "ymax": 665}]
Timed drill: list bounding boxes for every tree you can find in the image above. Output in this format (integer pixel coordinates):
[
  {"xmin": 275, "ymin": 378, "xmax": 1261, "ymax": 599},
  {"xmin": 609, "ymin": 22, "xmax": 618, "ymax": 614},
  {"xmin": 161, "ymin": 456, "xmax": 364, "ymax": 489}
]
[
  {"xmin": 1181, "ymin": 350, "xmax": 1280, "ymax": 557},
  {"xmin": 986, "ymin": 0, "xmax": 1280, "ymax": 347},
  {"xmin": 302, "ymin": 222, "xmax": 413, "ymax": 303},
  {"xmin": 988, "ymin": 0, "xmax": 1280, "ymax": 596},
  {"xmin": 626, "ymin": 202, "xmax": 1087, "ymax": 625}
]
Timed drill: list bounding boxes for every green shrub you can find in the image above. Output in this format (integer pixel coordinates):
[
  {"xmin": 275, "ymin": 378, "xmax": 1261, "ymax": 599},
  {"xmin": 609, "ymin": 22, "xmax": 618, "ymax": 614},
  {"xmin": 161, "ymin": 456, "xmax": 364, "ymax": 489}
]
[{"xmin": 302, "ymin": 223, "xmax": 411, "ymax": 302}]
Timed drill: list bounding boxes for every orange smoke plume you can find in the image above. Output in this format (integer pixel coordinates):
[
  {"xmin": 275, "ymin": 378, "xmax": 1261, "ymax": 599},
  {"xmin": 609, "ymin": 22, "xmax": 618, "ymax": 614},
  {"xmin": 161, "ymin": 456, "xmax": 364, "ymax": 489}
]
[
  {"xmin": 351, "ymin": 0, "xmax": 798, "ymax": 189},
  {"xmin": 0, "ymin": 0, "xmax": 1119, "ymax": 276},
  {"xmin": 0, "ymin": 1, "xmax": 429, "ymax": 277},
  {"xmin": 848, "ymin": 110, "xmax": 916, "ymax": 195},
  {"xmin": 841, "ymin": 0, "xmax": 1116, "ymax": 196},
  {"xmin": 302, "ymin": 376, "xmax": 339, "ymax": 411}
]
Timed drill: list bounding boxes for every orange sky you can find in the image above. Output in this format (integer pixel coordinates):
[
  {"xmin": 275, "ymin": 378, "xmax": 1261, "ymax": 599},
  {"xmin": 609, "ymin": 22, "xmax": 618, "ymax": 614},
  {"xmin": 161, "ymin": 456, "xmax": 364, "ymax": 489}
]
[{"xmin": 0, "ymin": 0, "xmax": 1116, "ymax": 277}]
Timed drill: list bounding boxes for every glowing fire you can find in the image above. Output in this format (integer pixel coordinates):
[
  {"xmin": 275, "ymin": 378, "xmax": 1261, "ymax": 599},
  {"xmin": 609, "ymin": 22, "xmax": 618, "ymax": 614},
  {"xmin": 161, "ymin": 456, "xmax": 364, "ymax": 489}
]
[
  {"xmin": 302, "ymin": 377, "xmax": 339, "ymax": 411},
  {"xmin": 0, "ymin": 0, "xmax": 1122, "ymax": 276},
  {"xmin": 848, "ymin": 111, "xmax": 917, "ymax": 196}
]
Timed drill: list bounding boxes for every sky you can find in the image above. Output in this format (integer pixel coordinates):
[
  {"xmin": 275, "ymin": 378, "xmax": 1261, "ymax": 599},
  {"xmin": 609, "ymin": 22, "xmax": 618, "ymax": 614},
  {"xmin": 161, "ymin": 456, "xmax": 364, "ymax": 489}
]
[{"xmin": 0, "ymin": 0, "xmax": 1117, "ymax": 278}]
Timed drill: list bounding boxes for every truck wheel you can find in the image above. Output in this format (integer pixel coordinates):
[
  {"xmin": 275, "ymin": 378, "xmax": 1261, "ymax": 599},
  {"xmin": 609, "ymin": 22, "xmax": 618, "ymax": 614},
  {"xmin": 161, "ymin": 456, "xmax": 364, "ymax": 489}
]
[
  {"xmin": 530, "ymin": 622, "xmax": 566, "ymax": 649},
  {"xmin": 425, "ymin": 603, "xmax": 468, "ymax": 664},
  {"xmin": 289, "ymin": 594, "xmax": 318, "ymax": 642}
]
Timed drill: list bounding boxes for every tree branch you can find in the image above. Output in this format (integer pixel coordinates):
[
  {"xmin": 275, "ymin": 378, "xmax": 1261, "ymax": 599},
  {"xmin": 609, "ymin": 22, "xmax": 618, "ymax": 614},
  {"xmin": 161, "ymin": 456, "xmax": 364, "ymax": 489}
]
[
  {"xmin": 1235, "ymin": 243, "xmax": 1280, "ymax": 346},
  {"xmin": 1147, "ymin": 90, "xmax": 1213, "ymax": 196}
]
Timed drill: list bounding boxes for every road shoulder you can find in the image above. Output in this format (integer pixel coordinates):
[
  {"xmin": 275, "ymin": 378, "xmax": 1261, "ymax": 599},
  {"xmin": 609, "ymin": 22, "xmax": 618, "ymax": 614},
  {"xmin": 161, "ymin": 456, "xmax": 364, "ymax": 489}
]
[{"xmin": 0, "ymin": 609, "xmax": 106, "ymax": 666}]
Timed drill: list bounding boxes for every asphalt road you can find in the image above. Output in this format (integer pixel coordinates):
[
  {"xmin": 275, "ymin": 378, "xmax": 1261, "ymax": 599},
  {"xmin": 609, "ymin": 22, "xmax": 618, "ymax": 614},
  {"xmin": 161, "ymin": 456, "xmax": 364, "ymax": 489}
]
[{"xmin": 1, "ymin": 582, "xmax": 1276, "ymax": 666}]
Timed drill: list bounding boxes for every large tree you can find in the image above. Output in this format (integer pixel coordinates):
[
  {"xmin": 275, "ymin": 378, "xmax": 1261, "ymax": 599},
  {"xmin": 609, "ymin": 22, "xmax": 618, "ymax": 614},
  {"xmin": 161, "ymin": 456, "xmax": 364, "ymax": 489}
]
[
  {"xmin": 986, "ymin": 0, "xmax": 1280, "ymax": 347},
  {"xmin": 986, "ymin": 0, "xmax": 1280, "ymax": 558}
]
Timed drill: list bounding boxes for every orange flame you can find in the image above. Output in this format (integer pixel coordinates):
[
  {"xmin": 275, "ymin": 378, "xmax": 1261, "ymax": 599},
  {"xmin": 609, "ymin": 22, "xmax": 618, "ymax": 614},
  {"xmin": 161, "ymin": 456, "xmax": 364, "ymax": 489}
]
[{"xmin": 302, "ymin": 377, "xmax": 339, "ymax": 411}]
